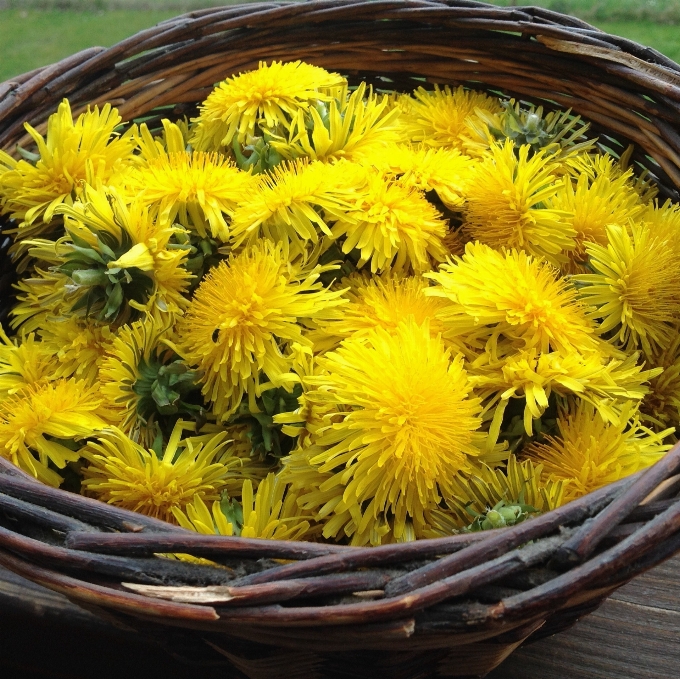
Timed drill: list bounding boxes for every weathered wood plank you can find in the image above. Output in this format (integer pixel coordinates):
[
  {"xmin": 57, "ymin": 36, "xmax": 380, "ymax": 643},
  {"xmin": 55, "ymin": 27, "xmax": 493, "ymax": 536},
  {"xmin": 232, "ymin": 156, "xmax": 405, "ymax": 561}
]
[{"xmin": 488, "ymin": 554, "xmax": 680, "ymax": 678}]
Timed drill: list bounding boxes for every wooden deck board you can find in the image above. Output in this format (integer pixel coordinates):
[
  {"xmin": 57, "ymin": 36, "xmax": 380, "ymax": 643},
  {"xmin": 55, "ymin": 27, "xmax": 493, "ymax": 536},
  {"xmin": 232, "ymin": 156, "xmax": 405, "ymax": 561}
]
[
  {"xmin": 0, "ymin": 557, "xmax": 679, "ymax": 678},
  {"xmin": 488, "ymin": 555, "xmax": 680, "ymax": 679}
]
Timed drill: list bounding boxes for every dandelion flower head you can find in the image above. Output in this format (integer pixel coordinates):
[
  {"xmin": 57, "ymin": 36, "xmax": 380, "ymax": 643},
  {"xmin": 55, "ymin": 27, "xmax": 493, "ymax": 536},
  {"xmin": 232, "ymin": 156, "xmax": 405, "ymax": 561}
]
[
  {"xmin": 0, "ymin": 100, "xmax": 136, "ymax": 236},
  {"xmin": 287, "ymin": 319, "xmax": 484, "ymax": 545},
  {"xmin": 120, "ymin": 133, "xmax": 256, "ymax": 242},
  {"xmin": 81, "ymin": 422, "xmax": 239, "ymax": 522},
  {"xmin": 309, "ymin": 272, "xmax": 452, "ymax": 353},
  {"xmin": 574, "ymin": 223, "xmax": 680, "ymax": 356},
  {"xmin": 525, "ymin": 401, "xmax": 672, "ymax": 502},
  {"xmin": 0, "ymin": 378, "xmax": 107, "ymax": 486},
  {"xmin": 463, "ymin": 141, "xmax": 575, "ymax": 264},
  {"xmin": 425, "ymin": 242, "xmax": 597, "ymax": 354},
  {"xmin": 550, "ymin": 162, "xmax": 645, "ymax": 271},
  {"xmin": 401, "ymin": 85, "xmax": 503, "ymax": 151},
  {"xmin": 175, "ymin": 241, "xmax": 346, "ymax": 419},
  {"xmin": 99, "ymin": 317, "xmax": 202, "ymax": 447},
  {"xmin": 230, "ymin": 159, "xmax": 363, "ymax": 260},
  {"xmin": 331, "ymin": 171, "xmax": 448, "ymax": 273},
  {"xmin": 272, "ymin": 82, "xmax": 404, "ymax": 163},
  {"xmin": 361, "ymin": 143, "xmax": 474, "ymax": 210},
  {"xmin": 425, "ymin": 455, "xmax": 565, "ymax": 536},
  {"xmin": 191, "ymin": 61, "xmax": 346, "ymax": 151}
]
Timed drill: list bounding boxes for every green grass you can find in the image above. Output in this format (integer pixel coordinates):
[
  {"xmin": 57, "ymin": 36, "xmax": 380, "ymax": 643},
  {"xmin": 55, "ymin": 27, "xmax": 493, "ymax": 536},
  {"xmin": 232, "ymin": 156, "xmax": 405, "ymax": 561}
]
[
  {"xmin": 491, "ymin": 1, "xmax": 680, "ymax": 24},
  {"xmin": 1, "ymin": 7, "xmax": 680, "ymax": 82},
  {"xmin": 0, "ymin": 10, "xmax": 177, "ymax": 81},
  {"xmin": 598, "ymin": 22, "xmax": 680, "ymax": 62}
]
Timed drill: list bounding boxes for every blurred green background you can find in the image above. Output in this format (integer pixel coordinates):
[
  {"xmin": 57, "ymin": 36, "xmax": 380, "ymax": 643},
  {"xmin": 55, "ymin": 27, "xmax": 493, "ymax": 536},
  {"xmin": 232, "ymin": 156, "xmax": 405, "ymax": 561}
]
[{"xmin": 1, "ymin": 0, "xmax": 680, "ymax": 81}]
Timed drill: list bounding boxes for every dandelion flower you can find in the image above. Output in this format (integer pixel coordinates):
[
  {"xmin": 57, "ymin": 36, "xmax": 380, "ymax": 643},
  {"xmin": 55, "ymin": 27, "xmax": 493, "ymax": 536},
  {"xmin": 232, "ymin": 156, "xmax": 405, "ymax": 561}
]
[
  {"xmin": 119, "ymin": 121, "xmax": 256, "ymax": 241},
  {"xmin": 0, "ymin": 379, "xmax": 107, "ymax": 486},
  {"xmin": 0, "ymin": 328, "xmax": 59, "ymax": 397},
  {"xmin": 566, "ymin": 148, "xmax": 657, "ymax": 204},
  {"xmin": 574, "ymin": 223, "xmax": 680, "ymax": 356},
  {"xmin": 52, "ymin": 185, "xmax": 192, "ymax": 323},
  {"xmin": 550, "ymin": 166, "xmax": 645, "ymax": 271},
  {"xmin": 173, "ymin": 474, "xmax": 314, "ymax": 540},
  {"xmin": 284, "ymin": 319, "xmax": 484, "ymax": 545},
  {"xmin": 309, "ymin": 272, "xmax": 451, "ymax": 353},
  {"xmin": 191, "ymin": 61, "xmax": 346, "ymax": 151},
  {"xmin": 0, "ymin": 99, "xmax": 136, "ymax": 236},
  {"xmin": 175, "ymin": 242, "xmax": 346, "ymax": 419},
  {"xmin": 463, "ymin": 141, "xmax": 574, "ymax": 264},
  {"xmin": 332, "ymin": 172, "xmax": 448, "ymax": 273},
  {"xmin": 9, "ymin": 265, "xmax": 76, "ymax": 334},
  {"xmin": 230, "ymin": 159, "xmax": 363, "ymax": 260},
  {"xmin": 470, "ymin": 345, "xmax": 659, "ymax": 440},
  {"xmin": 525, "ymin": 401, "xmax": 672, "ymax": 502},
  {"xmin": 81, "ymin": 422, "xmax": 239, "ymax": 522},
  {"xmin": 99, "ymin": 318, "xmax": 202, "ymax": 446},
  {"xmin": 361, "ymin": 143, "xmax": 474, "ymax": 210},
  {"xmin": 37, "ymin": 315, "xmax": 114, "ymax": 385},
  {"xmin": 272, "ymin": 82, "xmax": 403, "ymax": 163},
  {"xmin": 402, "ymin": 85, "xmax": 502, "ymax": 151},
  {"xmin": 642, "ymin": 199, "xmax": 680, "ymax": 257},
  {"xmin": 425, "ymin": 243, "xmax": 597, "ymax": 354}
]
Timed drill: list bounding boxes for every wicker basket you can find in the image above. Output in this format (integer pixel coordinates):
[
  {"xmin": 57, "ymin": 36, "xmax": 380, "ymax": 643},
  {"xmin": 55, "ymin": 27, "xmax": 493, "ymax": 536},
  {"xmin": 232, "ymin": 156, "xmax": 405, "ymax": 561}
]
[{"xmin": 2, "ymin": 2, "xmax": 680, "ymax": 677}]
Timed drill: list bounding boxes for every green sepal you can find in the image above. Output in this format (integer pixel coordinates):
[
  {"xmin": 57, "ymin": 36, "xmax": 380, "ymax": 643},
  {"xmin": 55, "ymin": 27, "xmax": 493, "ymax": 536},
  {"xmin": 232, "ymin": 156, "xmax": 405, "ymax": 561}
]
[
  {"xmin": 230, "ymin": 384, "xmax": 303, "ymax": 460},
  {"xmin": 219, "ymin": 492, "xmax": 244, "ymax": 536}
]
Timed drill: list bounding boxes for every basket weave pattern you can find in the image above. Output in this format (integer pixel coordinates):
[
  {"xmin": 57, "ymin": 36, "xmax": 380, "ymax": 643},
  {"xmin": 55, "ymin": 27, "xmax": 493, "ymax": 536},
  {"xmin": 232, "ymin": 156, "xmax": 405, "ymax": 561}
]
[{"xmin": 2, "ymin": 2, "xmax": 680, "ymax": 677}]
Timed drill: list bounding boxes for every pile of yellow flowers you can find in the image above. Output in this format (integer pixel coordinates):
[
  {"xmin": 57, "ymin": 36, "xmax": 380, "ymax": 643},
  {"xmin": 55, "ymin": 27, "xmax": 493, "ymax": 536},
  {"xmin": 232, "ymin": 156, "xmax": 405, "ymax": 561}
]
[{"xmin": 0, "ymin": 60, "xmax": 678, "ymax": 547}]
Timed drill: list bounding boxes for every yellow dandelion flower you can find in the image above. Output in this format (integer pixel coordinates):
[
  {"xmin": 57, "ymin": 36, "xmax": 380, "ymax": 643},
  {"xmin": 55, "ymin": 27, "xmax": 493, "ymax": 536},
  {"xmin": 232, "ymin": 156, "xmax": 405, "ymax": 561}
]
[
  {"xmin": 173, "ymin": 474, "xmax": 315, "ymax": 541},
  {"xmin": 360, "ymin": 143, "xmax": 474, "ymax": 210},
  {"xmin": 80, "ymin": 422, "xmax": 239, "ymax": 522},
  {"xmin": 8, "ymin": 264, "xmax": 76, "ymax": 333},
  {"xmin": 401, "ymin": 85, "xmax": 502, "ymax": 151},
  {"xmin": 566, "ymin": 148, "xmax": 658, "ymax": 204},
  {"xmin": 238, "ymin": 475, "xmax": 314, "ymax": 540},
  {"xmin": 308, "ymin": 272, "xmax": 451, "ymax": 353},
  {"xmin": 550, "ymin": 164, "xmax": 645, "ymax": 271},
  {"xmin": 641, "ymin": 335, "xmax": 680, "ymax": 430},
  {"xmin": 0, "ymin": 327, "xmax": 59, "ymax": 397},
  {"xmin": 425, "ymin": 243, "xmax": 597, "ymax": 354},
  {"xmin": 99, "ymin": 318, "xmax": 204, "ymax": 447},
  {"xmin": 642, "ymin": 199, "xmax": 680, "ymax": 257},
  {"xmin": 423, "ymin": 455, "xmax": 565, "ymax": 537},
  {"xmin": 470, "ymin": 345, "xmax": 659, "ymax": 440},
  {"xmin": 52, "ymin": 185, "xmax": 192, "ymax": 323},
  {"xmin": 37, "ymin": 315, "xmax": 114, "ymax": 385},
  {"xmin": 119, "ymin": 121, "xmax": 256, "ymax": 241},
  {"xmin": 272, "ymin": 82, "xmax": 403, "ymax": 163},
  {"xmin": 175, "ymin": 242, "xmax": 346, "ymax": 419},
  {"xmin": 525, "ymin": 401, "xmax": 673, "ymax": 503},
  {"xmin": 172, "ymin": 492, "xmax": 235, "ymax": 536},
  {"xmin": 286, "ymin": 319, "xmax": 484, "ymax": 546},
  {"xmin": 463, "ymin": 141, "xmax": 574, "ymax": 264},
  {"xmin": 0, "ymin": 378, "xmax": 107, "ymax": 486},
  {"xmin": 191, "ymin": 61, "xmax": 346, "ymax": 151},
  {"xmin": 230, "ymin": 159, "xmax": 362, "ymax": 260},
  {"xmin": 331, "ymin": 172, "xmax": 448, "ymax": 273},
  {"xmin": 0, "ymin": 99, "xmax": 136, "ymax": 236},
  {"xmin": 574, "ymin": 223, "xmax": 680, "ymax": 356}
]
